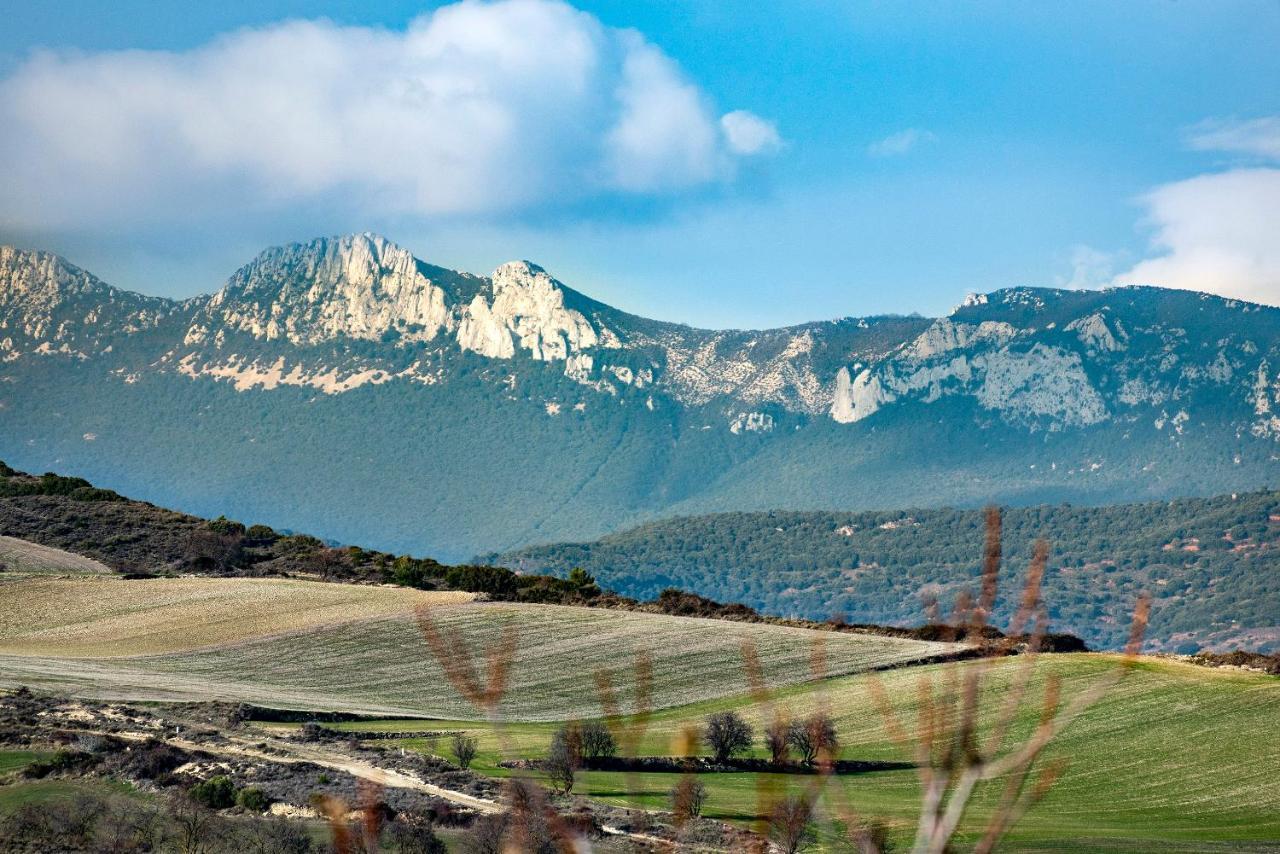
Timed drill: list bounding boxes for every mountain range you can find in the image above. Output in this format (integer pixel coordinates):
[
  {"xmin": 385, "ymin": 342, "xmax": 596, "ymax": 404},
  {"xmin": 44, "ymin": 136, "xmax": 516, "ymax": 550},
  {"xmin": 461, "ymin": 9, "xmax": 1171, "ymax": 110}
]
[{"xmin": 3, "ymin": 233, "xmax": 1279, "ymax": 560}]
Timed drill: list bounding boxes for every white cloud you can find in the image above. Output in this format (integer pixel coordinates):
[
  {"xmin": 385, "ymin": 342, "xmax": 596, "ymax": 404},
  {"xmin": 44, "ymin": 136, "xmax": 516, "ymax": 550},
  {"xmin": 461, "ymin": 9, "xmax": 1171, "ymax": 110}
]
[
  {"xmin": 1056, "ymin": 245, "xmax": 1120, "ymax": 291},
  {"xmin": 1113, "ymin": 114, "xmax": 1280, "ymax": 306},
  {"xmin": 1115, "ymin": 168, "xmax": 1280, "ymax": 306},
  {"xmin": 867, "ymin": 128, "xmax": 936, "ymax": 158},
  {"xmin": 0, "ymin": 0, "xmax": 776, "ymax": 230},
  {"xmin": 1187, "ymin": 116, "xmax": 1280, "ymax": 161},
  {"xmin": 720, "ymin": 110, "xmax": 782, "ymax": 155}
]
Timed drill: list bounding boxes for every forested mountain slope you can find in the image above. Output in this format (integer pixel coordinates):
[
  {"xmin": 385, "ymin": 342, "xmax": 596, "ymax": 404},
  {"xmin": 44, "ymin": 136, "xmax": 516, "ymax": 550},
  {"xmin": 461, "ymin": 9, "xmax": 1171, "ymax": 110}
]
[{"xmin": 490, "ymin": 491, "xmax": 1280, "ymax": 652}]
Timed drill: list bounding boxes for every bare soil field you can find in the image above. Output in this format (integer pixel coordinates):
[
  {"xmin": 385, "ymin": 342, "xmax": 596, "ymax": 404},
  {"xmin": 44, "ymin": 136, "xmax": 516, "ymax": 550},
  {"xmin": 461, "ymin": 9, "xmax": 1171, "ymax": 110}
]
[{"xmin": 0, "ymin": 576, "xmax": 473, "ymax": 656}]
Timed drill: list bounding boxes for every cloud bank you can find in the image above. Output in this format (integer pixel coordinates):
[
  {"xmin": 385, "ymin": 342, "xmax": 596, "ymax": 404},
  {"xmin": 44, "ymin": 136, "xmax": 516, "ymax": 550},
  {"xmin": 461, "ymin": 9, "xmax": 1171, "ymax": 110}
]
[
  {"xmin": 0, "ymin": 0, "xmax": 777, "ymax": 231},
  {"xmin": 1117, "ymin": 117, "xmax": 1280, "ymax": 306}
]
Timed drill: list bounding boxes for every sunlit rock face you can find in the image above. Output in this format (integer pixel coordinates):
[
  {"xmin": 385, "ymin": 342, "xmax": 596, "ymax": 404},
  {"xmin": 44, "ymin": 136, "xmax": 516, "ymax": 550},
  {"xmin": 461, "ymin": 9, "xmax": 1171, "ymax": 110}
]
[
  {"xmin": 458, "ymin": 261, "xmax": 601, "ymax": 361},
  {"xmin": 188, "ymin": 233, "xmax": 461, "ymax": 347},
  {"xmin": 0, "ymin": 246, "xmax": 177, "ymax": 359}
]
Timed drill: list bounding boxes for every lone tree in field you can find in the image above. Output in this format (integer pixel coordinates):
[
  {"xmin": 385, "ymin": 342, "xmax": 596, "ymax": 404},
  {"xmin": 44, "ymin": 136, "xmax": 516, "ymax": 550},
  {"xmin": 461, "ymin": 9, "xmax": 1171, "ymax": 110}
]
[
  {"xmin": 450, "ymin": 734, "xmax": 478, "ymax": 770},
  {"xmin": 788, "ymin": 712, "xmax": 838, "ymax": 766},
  {"xmin": 579, "ymin": 720, "xmax": 617, "ymax": 762},
  {"xmin": 545, "ymin": 729, "xmax": 577, "ymax": 795},
  {"xmin": 704, "ymin": 710, "xmax": 753, "ymax": 763}
]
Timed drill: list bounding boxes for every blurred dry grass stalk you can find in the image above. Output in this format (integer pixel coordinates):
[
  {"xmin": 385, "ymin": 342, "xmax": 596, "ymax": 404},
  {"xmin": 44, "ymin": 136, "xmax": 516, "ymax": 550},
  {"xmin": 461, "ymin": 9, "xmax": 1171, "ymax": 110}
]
[
  {"xmin": 337, "ymin": 507, "xmax": 1150, "ymax": 853},
  {"xmin": 753, "ymin": 506, "xmax": 1151, "ymax": 854},
  {"xmin": 415, "ymin": 604, "xmax": 591, "ymax": 853}
]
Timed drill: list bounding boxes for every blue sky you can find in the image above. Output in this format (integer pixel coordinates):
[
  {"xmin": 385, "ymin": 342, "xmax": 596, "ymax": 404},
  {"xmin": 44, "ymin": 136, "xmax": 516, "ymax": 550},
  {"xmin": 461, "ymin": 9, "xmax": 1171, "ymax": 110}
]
[{"xmin": 1, "ymin": 1, "xmax": 1278, "ymax": 328}]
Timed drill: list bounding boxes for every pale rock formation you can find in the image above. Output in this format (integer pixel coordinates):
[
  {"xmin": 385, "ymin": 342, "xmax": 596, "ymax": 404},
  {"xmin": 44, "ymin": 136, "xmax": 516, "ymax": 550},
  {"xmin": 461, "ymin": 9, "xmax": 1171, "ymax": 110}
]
[
  {"xmin": 729, "ymin": 411, "xmax": 775, "ymax": 434},
  {"xmin": 459, "ymin": 262, "xmax": 598, "ymax": 361},
  {"xmin": 198, "ymin": 234, "xmax": 458, "ymax": 347},
  {"xmin": 1066, "ymin": 312, "xmax": 1127, "ymax": 353}
]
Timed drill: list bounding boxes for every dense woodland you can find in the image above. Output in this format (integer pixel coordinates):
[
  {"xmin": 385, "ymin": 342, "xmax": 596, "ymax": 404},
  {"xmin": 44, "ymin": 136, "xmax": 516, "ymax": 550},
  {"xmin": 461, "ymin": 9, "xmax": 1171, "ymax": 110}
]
[{"xmin": 493, "ymin": 493, "xmax": 1280, "ymax": 652}]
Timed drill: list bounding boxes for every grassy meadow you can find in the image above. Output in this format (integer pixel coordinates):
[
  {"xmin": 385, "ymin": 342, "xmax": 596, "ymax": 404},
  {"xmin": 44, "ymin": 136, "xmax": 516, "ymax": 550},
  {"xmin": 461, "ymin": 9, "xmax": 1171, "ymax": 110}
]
[
  {"xmin": 2, "ymin": 576, "xmax": 1277, "ymax": 850},
  {"xmin": 281, "ymin": 654, "xmax": 1280, "ymax": 851}
]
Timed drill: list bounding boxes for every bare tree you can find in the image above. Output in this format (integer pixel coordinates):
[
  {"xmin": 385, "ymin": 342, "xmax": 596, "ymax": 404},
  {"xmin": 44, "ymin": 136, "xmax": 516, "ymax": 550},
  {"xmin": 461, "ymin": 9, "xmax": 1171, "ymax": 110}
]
[
  {"xmin": 307, "ymin": 546, "xmax": 348, "ymax": 581},
  {"xmin": 787, "ymin": 713, "xmax": 837, "ymax": 766},
  {"xmin": 670, "ymin": 776, "xmax": 707, "ymax": 821},
  {"xmin": 170, "ymin": 796, "xmax": 220, "ymax": 854},
  {"xmin": 555, "ymin": 721, "xmax": 584, "ymax": 766},
  {"xmin": 764, "ymin": 717, "xmax": 791, "ymax": 765},
  {"xmin": 768, "ymin": 794, "xmax": 816, "ymax": 854},
  {"xmin": 704, "ymin": 710, "xmax": 754, "ymax": 763},
  {"xmin": 184, "ymin": 530, "xmax": 243, "ymax": 573},
  {"xmin": 544, "ymin": 729, "xmax": 577, "ymax": 795}
]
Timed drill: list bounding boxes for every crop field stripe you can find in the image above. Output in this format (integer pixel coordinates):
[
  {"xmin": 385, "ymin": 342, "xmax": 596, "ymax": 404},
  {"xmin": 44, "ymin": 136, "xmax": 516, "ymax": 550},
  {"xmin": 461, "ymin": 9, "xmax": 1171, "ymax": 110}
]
[
  {"xmin": 0, "ymin": 580, "xmax": 955, "ymax": 719},
  {"xmin": 0, "ymin": 536, "xmax": 110, "ymax": 576},
  {"xmin": 0, "ymin": 576, "xmax": 474, "ymax": 656}
]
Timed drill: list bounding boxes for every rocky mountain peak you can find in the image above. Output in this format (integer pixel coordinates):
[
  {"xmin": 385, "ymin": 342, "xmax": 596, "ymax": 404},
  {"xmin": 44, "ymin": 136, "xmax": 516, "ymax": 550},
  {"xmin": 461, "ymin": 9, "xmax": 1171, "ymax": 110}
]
[
  {"xmin": 192, "ymin": 233, "xmax": 459, "ymax": 347},
  {"xmin": 0, "ymin": 245, "xmax": 175, "ymax": 359}
]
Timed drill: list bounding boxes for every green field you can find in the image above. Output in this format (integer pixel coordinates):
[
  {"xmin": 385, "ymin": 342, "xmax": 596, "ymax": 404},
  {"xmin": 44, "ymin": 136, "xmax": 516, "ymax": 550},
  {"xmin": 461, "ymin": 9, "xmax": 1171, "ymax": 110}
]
[
  {"xmin": 0, "ymin": 577, "xmax": 953, "ymax": 719},
  {"xmin": 289, "ymin": 654, "xmax": 1280, "ymax": 851},
  {"xmin": 0, "ymin": 749, "xmax": 48, "ymax": 776}
]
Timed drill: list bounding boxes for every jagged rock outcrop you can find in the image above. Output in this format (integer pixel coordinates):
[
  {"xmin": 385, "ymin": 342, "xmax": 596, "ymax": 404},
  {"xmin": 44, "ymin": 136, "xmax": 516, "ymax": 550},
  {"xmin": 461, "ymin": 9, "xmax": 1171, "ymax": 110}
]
[{"xmin": 0, "ymin": 246, "xmax": 178, "ymax": 360}]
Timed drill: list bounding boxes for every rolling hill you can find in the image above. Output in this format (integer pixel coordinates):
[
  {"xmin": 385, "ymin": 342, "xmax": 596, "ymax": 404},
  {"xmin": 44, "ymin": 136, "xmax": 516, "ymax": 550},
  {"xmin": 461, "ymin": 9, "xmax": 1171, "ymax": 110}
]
[{"xmin": 0, "ymin": 575, "xmax": 954, "ymax": 720}]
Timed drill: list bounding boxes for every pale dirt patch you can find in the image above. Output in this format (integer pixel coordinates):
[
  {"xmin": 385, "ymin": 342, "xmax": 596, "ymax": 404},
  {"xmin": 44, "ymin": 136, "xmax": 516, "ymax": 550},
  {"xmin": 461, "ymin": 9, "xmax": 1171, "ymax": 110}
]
[{"xmin": 0, "ymin": 576, "xmax": 473, "ymax": 657}]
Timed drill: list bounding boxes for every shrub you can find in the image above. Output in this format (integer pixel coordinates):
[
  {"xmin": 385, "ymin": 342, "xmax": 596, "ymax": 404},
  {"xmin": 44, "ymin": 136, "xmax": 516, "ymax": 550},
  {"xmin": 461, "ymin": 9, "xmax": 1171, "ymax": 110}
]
[
  {"xmin": 245, "ymin": 524, "xmax": 279, "ymax": 544},
  {"xmin": 190, "ymin": 775, "xmax": 236, "ymax": 810},
  {"xmin": 116, "ymin": 740, "xmax": 185, "ymax": 781},
  {"xmin": 444, "ymin": 564, "xmax": 518, "ymax": 596},
  {"xmin": 385, "ymin": 813, "xmax": 447, "ymax": 854},
  {"xmin": 237, "ymin": 785, "xmax": 271, "ymax": 812},
  {"xmin": 670, "ymin": 777, "xmax": 707, "ymax": 820},
  {"xmin": 207, "ymin": 515, "xmax": 247, "ymax": 536},
  {"xmin": 450, "ymin": 733, "xmax": 478, "ymax": 770},
  {"xmin": 704, "ymin": 711, "xmax": 753, "ymax": 763}
]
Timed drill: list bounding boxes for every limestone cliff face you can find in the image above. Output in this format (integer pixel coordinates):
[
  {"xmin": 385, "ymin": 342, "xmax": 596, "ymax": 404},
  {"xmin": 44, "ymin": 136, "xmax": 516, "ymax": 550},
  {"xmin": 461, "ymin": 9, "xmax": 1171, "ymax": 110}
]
[
  {"xmin": 829, "ymin": 288, "xmax": 1278, "ymax": 434},
  {"xmin": 186, "ymin": 233, "xmax": 462, "ymax": 347},
  {"xmin": 5, "ymin": 235, "xmax": 1280, "ymax": 560},
  {"xmin": 457, "ymin": 261, "xmax": 606, "ymax": 361},
  {"xmin": 0, "ymin": 246, "xmax": 178, "ymax": 361}
]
